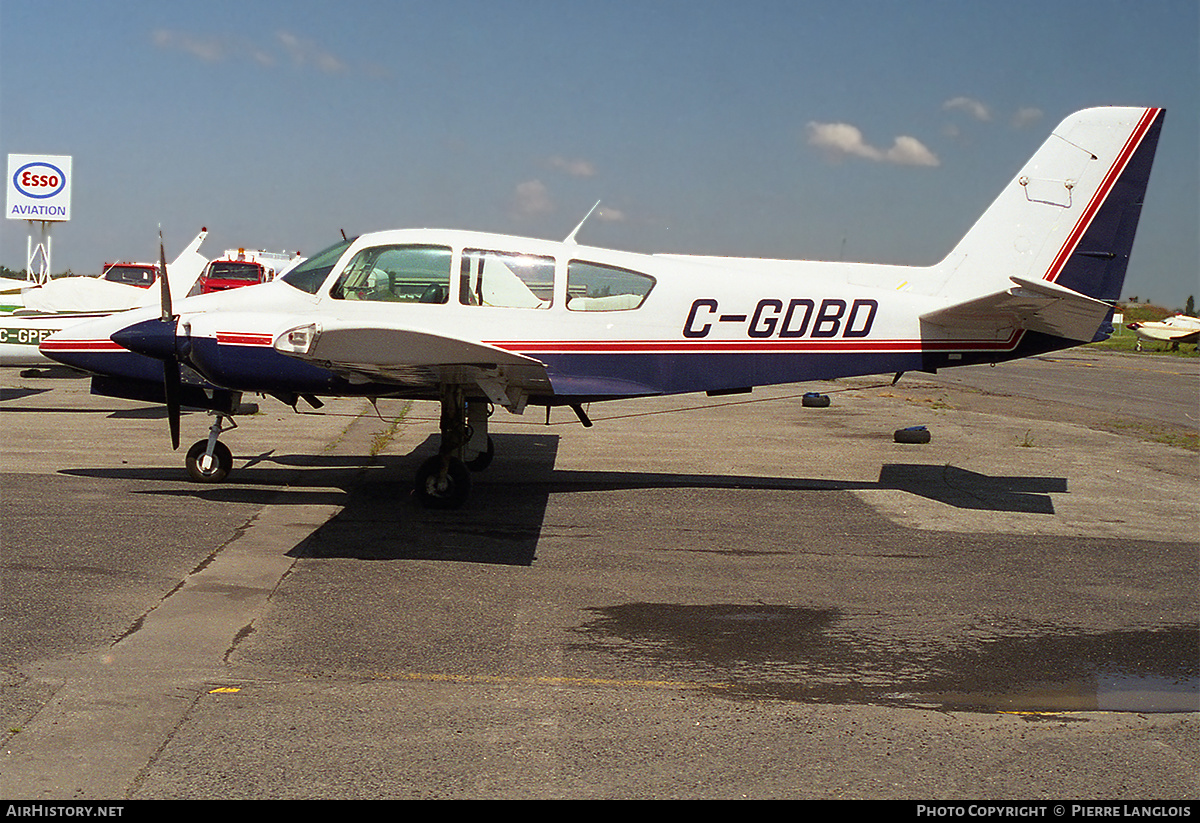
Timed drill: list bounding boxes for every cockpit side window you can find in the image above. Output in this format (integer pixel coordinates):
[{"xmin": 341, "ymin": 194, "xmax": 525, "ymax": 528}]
[
  {"xmin": 459, "ymin": 250, "xmax": 554, "ymax": 308},
  {"xmin": 331, "ymin": 245, "xmax": 452, "ymax": 303},
  {"xmin": 280, "ymin": 237, "xmax": 356, "ymax": 295},
  {"xmin": 566, "ymin": 260, "xmax": 655, "ymax": 311}
]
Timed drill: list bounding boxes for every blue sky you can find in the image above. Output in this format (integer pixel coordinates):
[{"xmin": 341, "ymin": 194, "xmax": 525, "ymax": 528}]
[{"xmin": 2, "ymin": 0, "xmax": 1196, "ymax": 305}]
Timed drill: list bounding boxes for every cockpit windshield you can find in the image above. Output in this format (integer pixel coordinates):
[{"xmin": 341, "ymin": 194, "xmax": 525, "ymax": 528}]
[
  {"xmin": 207, "ymin": 261, "xmax": 263, "ymax": 282},
  {"xmin": 279, "ymin": 237, "xmax": 357, "ymax": 295}
]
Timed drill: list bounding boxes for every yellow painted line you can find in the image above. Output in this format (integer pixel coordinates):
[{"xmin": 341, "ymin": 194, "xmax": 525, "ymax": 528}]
[
  {"xmin": 202, "ymin": 676, "xmax": 729, "ymax": 695},
  {"xmin": 207, "ymin": 678, "xmax": 1139, "ymax": 715},
  {"xmin": 379, "ymin": 671, "xmax": 730, "ymax": 691},
  {"xmin": 202, "ymin": 674, "xmax": 731, "ymax": 693},
  {"xmin": 996, "ymin": 709, "xmax": 1132, "ymax": 717}
]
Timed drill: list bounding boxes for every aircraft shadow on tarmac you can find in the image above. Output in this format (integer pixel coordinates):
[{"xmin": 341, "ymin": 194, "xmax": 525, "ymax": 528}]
[
  {"xmin": 0, "ymin": 387, "xmax": 51, "ymax": 402},
  {"xmin": 59, "ymin": 432, "xmax": 1067, "ymax": 567},
  {"xmin": 0, "ymin": 394, "xmax": 204, "ymax": 415}
]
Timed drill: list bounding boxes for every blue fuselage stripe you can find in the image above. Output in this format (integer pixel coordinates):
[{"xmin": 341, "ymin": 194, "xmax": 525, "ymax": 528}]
[{"xmin": 65, "ymin": 331, "xmax": 1075, "ymax": 404}]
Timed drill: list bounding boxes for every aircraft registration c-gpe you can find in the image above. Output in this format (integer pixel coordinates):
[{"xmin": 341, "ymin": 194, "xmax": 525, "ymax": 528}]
[{"xmin": 41, "ymin": 106, "xmax": 1165, "ymax": 508}]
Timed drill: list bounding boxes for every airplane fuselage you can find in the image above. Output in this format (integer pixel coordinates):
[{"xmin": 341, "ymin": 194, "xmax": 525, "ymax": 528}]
[{"xmin": 41, "ymin": 227, "xmax": 1047, "ymax": 408}]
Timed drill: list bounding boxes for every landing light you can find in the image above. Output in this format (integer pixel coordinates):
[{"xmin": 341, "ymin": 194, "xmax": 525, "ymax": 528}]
[{"xmin": 276, "ymin": 323, "xmax": 319, "ymax": 354}]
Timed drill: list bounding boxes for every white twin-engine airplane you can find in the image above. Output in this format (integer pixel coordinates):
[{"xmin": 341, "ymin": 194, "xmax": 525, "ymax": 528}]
[
  {"xmin": 1126, "ymin": 313, "xmax": 1200, "ymax": 349},
  {"xmin": 41, "ymin": 106, "xmax": 1164, "ymax": 508}
]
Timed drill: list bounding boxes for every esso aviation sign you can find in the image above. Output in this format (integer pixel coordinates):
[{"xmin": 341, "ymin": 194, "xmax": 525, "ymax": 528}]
[{"xmin": 7, "ymin": 154, "xmax": 72, "ymax": 221}]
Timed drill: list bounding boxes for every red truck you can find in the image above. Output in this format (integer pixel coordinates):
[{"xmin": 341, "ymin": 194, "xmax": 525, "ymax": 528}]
[
  {"xmin": 195, "ymin": 248, "xmax": 302, "ymax": 295},
  {"xmin": 100, "ymin": 262, "xmax": 159, "ymax": 287}
]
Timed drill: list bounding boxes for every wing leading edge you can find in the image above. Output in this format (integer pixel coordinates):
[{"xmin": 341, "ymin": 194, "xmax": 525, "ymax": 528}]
[{"xmin": 274, "ymin": 320, "xmax": 552, "ymax": 408}]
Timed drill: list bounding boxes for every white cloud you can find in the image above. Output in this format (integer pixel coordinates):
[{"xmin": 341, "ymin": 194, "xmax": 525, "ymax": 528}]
[
  {"xmin": 943, "ymin": 96, "xmax": 992, "ymax": 121},
  {"xmin": 806, "ymin": 122, "xmax": 880, "ymax": 161},
  {"xmin": 152, "ymin": 29, "xmax": 231, "ymax": 63},
  {"xmin": 511, "ymin": 180, "xmax": 553, "ymax": 217},
  {"xmin": 1012, "ymin": 107, "xmax": 1045, "ymax": 128},
  {"xmin": 597, "ymin": 206, "xmax": 626, "ymax": 222},
  {"xmin": 885, "ymin": 135, "xmax": 940, "ymax": 167},
  {"xmin": 547, "ymin": 156, "xmax": 597, "ymax": 178},
  {"xmin": 806, "ymin": 122, "xmax": 939, "ymax": 167},
  {"xmin": 151, "ymin": 28, "xmax": 348, "ymax": 75},
  {"xmin": 277, "ymin": 31, "xmax": 347, "ymax": 75}
]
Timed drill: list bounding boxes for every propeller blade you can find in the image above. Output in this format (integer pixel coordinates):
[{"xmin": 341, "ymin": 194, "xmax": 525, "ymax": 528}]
[
  {"xmin": 158, "ymin": 227, "xmax": 172, "ymax": 321},
  {"xmin": 158, "ymin": 228, "xmax": 179, "ymax": 448},
  {"xmin": 163, "ymin": 357, "xmax": 181, "ymax": 450}
]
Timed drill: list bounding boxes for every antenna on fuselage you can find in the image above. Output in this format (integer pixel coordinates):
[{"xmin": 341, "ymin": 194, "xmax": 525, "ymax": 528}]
[{"xmin": 564, "ymin": 201, "xmax": 601, "ymax": 245}]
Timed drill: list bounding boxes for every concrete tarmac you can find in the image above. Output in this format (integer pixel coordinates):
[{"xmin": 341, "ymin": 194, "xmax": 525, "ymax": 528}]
[{"xmin": 0, "ymin": 350, "xmax": 1196, "ymax": 800}]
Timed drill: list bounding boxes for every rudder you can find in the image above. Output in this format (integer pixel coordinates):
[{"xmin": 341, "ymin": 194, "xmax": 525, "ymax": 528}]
[{"xmin": 1046, "ymin": 107, "xmax": 1164, "ymax": 302}]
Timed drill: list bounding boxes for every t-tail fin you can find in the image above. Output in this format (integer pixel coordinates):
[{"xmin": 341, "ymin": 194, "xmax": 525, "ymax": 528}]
[{"xmin": 924, "ymin": 107, "xmax": 1164, "ymax": 342}]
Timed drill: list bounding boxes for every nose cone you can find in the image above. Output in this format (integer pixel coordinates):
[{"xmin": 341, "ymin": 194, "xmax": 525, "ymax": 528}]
[{"xmin": 110, "ymin": 317, "xmax": 179, "ymax": 360}]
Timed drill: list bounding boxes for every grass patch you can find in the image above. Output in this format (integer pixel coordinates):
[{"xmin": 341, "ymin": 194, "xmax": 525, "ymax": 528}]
[
  {"xmin": 1089, "ymin": 331, "xmax": 1198, "ymax": 357},
  {"xmin": 1105, "ymin": 419, "xmax": 1199, "ymax": 452},
  {"xmin": 369, "ymin": 402, "xmax": 412, "ymax": 456}
]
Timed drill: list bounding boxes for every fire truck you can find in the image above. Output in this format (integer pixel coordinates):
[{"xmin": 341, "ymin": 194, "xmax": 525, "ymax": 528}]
[{"xmin": 194, "ymin": 248, "xmax": 303, "ymax": 295}]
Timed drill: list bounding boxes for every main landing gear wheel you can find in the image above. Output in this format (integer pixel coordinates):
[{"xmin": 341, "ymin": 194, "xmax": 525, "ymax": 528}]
[
  {"xmin": 414, "ymin": 386, "xmax": 493, "ymax": 508},
  {"xmin": 415, "ymin": 455, "xmax": 471, "ymax": 509},
  {"xmin": 186, "ymin": 439, "xmax": 233, "ymax": 482}
]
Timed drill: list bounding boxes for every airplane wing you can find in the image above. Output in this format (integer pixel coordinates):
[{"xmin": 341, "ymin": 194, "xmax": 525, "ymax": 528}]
[
  {"xmin": 20, "ymin": 228, "xmax": 208, "ymax": 314},
  {"xmin": 920, "ymin": 275, "xmax": 1114, "ymax": 342},
  {"xmin": 274, "ymin": 320, "xmax": 552, "ymax": 408},
  {"xmin": 21, "ymin": 277, "xmax": 152, "ymax": 314}
]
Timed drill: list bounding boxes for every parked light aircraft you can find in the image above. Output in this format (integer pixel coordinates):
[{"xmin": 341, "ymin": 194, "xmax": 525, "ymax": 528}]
[
  {"xmin": 1126, "ymin": 314, "xmax": 1200, "ymax": 350},
  {"xmin": 40, "ymin": 107, "xmax": 1164, "ymax": 508},
  {"xmin": 0, "ymin": 229, "xmax": 208, "ymax": 367}
]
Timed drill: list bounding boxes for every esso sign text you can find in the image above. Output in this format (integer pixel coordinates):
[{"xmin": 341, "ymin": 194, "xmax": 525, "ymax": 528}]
[{"xmin": 14, "ymin": 163, "xmax": 66, "ymax": 199}]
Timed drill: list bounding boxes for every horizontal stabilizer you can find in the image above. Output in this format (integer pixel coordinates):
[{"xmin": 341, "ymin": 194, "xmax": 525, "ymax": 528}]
[{"xmin": 921, "ymin": 276, "xmax": 1114, "ymax": 342}]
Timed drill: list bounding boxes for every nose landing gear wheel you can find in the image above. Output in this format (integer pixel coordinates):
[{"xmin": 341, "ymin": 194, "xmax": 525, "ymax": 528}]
[
  {"xmin": 415, "ymin": 455, "xmax": 470, "ymax": 509},
  {"xmin": 186, "ymin": 439, "xmax": 233, "ymax": 483}
]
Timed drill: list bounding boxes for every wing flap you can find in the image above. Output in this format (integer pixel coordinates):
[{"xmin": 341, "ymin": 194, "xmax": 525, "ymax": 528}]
[{"xmin": 921, "ymin": 276, "xmax": 1114, "ymax": 342}]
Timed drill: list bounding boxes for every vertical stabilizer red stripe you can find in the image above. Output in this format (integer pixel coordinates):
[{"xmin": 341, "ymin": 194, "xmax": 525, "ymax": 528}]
[{"xmin": 1043, "ymin": 107, "xmax": 1160, "ymax": 284}]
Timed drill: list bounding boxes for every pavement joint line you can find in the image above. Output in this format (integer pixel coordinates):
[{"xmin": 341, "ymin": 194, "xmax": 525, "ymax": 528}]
[{"xmin": 1, "ymin": 404, "xmax": 379, "ymax": 799}]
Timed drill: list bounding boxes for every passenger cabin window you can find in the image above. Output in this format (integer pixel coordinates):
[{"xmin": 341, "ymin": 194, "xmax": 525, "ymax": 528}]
[
  {"xmin": 331, "ymin": 245, "xmax": 452, "ymax": 303},
  {"xmin": 460, "ymin": 250, "xmax": 554, "ymax": 308},
  {"xmin": 567, "ymin": 261, "xmax": 655, "ymax": 311}
]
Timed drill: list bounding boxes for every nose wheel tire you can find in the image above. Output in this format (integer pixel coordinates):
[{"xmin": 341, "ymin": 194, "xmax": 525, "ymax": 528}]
[
  {"xmin": 186, "ymin": 439, "xmax": 233, "ymax": 483},
  {"xmin": 415, "ymin": 455, "xmax": 470, "ymax": 509}
]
